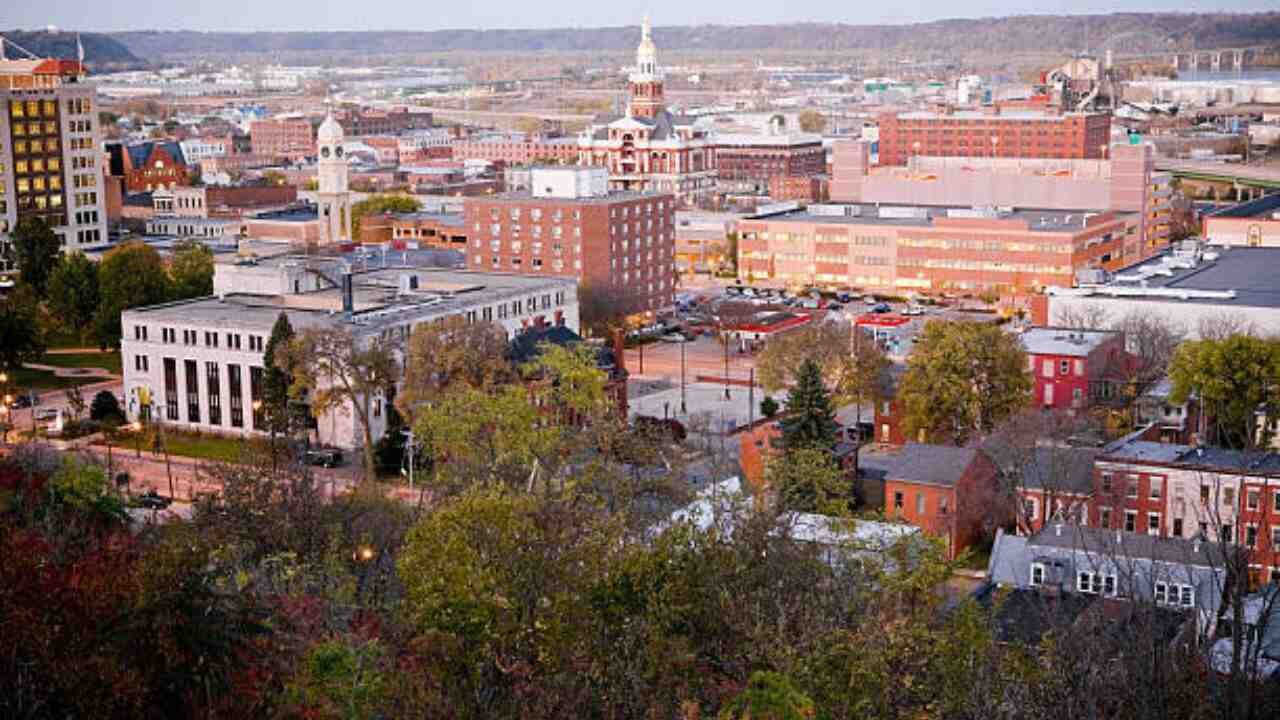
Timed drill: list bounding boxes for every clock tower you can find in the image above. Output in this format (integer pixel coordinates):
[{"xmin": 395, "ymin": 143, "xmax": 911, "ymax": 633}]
[
  {"xmin": 315, "ymin": 112, "xmax": 352, "ymax": 245},
  {"xmin": 628, "ymin": 16, "xmax": 665, "ymax": 119}
]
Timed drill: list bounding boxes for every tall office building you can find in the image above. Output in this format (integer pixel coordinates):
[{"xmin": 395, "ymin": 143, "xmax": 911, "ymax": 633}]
[{"xmin": 0, "ymin": 56, "xmax": 108, "ymax": 276}]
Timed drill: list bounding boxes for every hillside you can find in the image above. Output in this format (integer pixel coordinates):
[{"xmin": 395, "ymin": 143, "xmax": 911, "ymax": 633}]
[
  {"xmin": 110, "ymin": 12, "xmax": 1280, "ymax": 60},
  {"xmin": 1, "ymin": 30, "xmax": 145, "ymax": 70}
]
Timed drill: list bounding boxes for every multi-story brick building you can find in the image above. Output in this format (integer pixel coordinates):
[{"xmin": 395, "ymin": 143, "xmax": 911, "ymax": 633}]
[
  {"xmin": 876, "ymin": 108, "xmax": 1111, "ymax": 167},
  {"xmin": 249, "ymin": 117, "xmax": 314, "ymax": 161},
  {"xmin": 577, "ymin": 17, "xmax": 717, "ymax": 203},
  {"xmin": 1019, "ymin": 327, "xmax": 1130, "ymax": 411},
  {"xmin": 452, "ymin": 134, "xmax": 580, "ymax": 165},
  {"xmin": 389, "ymin": 211, "xmax": 468, "ymax": 250},
  {"xmin": 334, "ymin": 107, "xmax": 433, "ymax": 136},
  {"xmin": 0, "ymin": 57, "xmax": 109, "ymax": 276},
  {"xmin": 106, "ymin": 140, "xmax": 190, "ymax": 194},
  {"xmin": 465, "ymin": 166, "xmax": 675, "ymax": 313},
  {"xmin": 714, "ymin": 132, "xmax": 825, "ymax": 192},
  {"xmin": 737, "ymin": 202, "xmax": 1141, "ymax": 295}
]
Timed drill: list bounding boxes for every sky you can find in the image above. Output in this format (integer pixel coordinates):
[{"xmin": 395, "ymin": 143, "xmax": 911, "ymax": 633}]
[{"xmin": 2, "ymin": 0, "xmax": 1275, "ymax": 33}]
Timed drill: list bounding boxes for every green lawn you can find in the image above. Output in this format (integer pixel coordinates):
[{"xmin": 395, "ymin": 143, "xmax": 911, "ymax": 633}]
[
  {"xmin": 5, "ymin": 366, "xmax": 85, "ymax": 391},
  {"xmin": 37, "ymin": 351, "xmax": 123, "ymax": 375},
  {"xmin": 155, "ymin": 431, "xmax": 262, "ymax": 463}
]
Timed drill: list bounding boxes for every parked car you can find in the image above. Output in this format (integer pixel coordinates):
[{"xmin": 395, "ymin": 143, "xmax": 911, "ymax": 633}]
[
  {"xmin": 305, "ymin": 448, "xmax": 344, "ymax": 468},
  {"xmin": 8, "ymin": 392, "xmax": 38, "ymax": 409},
  {"xmin": 33, "ymin": 407, "xmax": 59, "ymax": 422},
  {"xmin": 836, "ymin": 292, "xmax": 853, "ymax": 303},
  {"xmin": 871, "ymin": 303, "xmax": 892, "ymax": 314},
  {"xmin": 136, "ymin": 490, "xmax": 172, "ymax": 510},
  {"xmin": 864, "ymin": 295, "xmax": 879, "ymax": 305},
  {"xmin": 660, "ymin": 332, "xmax": 690, "ymax": 343},
  {"xmin": 902, "ymin": 304, "xmax": 926, "ymax": 316}
]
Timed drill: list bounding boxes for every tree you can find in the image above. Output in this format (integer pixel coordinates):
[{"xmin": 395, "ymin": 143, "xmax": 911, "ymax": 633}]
[
  {"xmin": 767, "ymin": 446, "xmax": 850, "ymax": 515},
  {"xmin": 168, "ymin": 240, "xmax": 215, "ymax": 299},
  {"xmin": 1112, "ymin": 310, "xmax": 1184, "ymax": 421},
  {"xmin": 46, "ymin": 252, "xmax": 100, "ymax": 342},
  {"xmin": 284, "ymin": 326, "xmax": 401, "ymax": 479},
  {"xmin": 261, "ymin": 312, "xmax": 298, "ymax": 441},
  {"xmin": 8, "ymin": 216, "xmax": 60, "ymax": 295},
  {"xmin": 95, "ymin": 241, "xmax": 172, "ymax": 349},
  {"xmin": 89, "ymin": 389, "xmax": 124, "ymax": 424},
  {"xmin": 761, "ymin": 396, "xmax": 780, "ymax": 418},
  {"xmin": 898, "ymin": 320, "xmax": 1032, "ymax": 445},
  {"xmin": 397, "ymin": 316, "xmax": 513, "ymax": 420},
  {"xmin": 577, "ymin": 282, "xmax": 633, "ymax": 337},
  {"xmin": 720, "ymin": 671, "xmax": 816, "ymax": 720},
  {"xmin": 64, "ymin": 383, "xmax": 87, "ymax": 421},
  {"xmin": 1168, "ymin": 334, "xmax": 1280, "ymax": 449},
  {"xmin": 757, "ymin": 322, "xmax": 891, "ymax": 427},
  {"xmin": 777, "ymin": 359, "xmax": 839, "ymax": 453},
  {"xmin": 798, "ymin": 110, "xmax": 827, "ymax": 134},
  {"xmin": 350, "ymin": 194, "xmax": 420, "ymax": 241},
  {"xmin": 0, "ymin": 284, "xmax": 45, "ymax": 370}
]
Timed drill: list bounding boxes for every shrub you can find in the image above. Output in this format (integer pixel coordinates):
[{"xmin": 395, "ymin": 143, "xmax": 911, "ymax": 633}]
[{"xmin": 89, "ymin": 390, "xmax": 124, "ymax": 425}]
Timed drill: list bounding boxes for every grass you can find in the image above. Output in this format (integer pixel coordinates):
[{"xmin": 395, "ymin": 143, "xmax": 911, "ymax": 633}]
[
  {"xmin": 100, "ymin": 427, "xmax": 264, "ymax": 464},
  {"xmin": 5, "ymin": 366, "xmax": 85, "ymax": 391},
  {"xmin": 36, "ymin": 351, "xmax": 123, "ymax": 376}
]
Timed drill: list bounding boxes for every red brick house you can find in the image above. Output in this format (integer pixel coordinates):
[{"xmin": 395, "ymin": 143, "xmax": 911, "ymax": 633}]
[
  {"xmin": 1019, "ymin": 327, "xmax": 1130, "ymax": 412},
  {"xmin": 861, "ymin": 443, "xmax": 1001, "ymax": 559}
]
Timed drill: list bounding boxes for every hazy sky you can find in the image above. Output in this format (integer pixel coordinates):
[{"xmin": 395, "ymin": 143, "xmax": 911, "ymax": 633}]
[{"xmin": 2, "ymin": 0, "xmax": 1274, "ymax": 33}]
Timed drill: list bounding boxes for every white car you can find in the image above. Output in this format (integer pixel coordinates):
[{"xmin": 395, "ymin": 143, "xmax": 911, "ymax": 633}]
[
  {"xmin": 864, "ymin": 295, "xmax": 878, "ymax": 305},
  {"xmin": 33, "ymin": 407, "xmax": 60, "ymax": 422},
  {"xmin": 902, "ymin": 305, "xmax": 926, "ymax": 316}
]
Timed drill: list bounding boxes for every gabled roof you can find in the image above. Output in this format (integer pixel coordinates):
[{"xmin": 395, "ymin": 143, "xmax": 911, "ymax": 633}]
[
  {"xmin": 1020, "ymin": 446, "xmax": 1101, "ymax": 495},
  {"xmin": 124, "ymin": 140, "xmax": 187, "ymax": 170},
  {"xmin": 860, "ymin": 443, "xmax": 982, "ymax": 488}
]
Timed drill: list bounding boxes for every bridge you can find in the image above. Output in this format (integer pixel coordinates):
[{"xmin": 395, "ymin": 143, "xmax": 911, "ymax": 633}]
[
  {"xmin": 1097, "ymin": 31, "xmax": 1273, "ymax": 73},
  {"xmin": 1155, "ymin": 160, "xmax": 1280, "ymax": 197}
]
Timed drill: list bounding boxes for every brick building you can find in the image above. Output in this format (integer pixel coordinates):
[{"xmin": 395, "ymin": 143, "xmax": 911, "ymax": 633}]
[
  {"xmin": 249, "ymin": 117, "xmax": 314, "ymax": 161},
  {"xmin": 1019, "ymin": 327, "xmax": 1130, "ymax": 411},
  {"xmin": 876, "ymin": 109, "xmax": 1112, "ymax": 167},
  {"xmin": 737, "ymin": 203, "xmax": 1140, "ymax": 295},
  {"xmin": 334, "ymin": 107, "xmax": 432, "ymax": 136},
  {"xmin": 452, "ymin": 134, "xmax": 580, "ymax": 165},
  {"xmin": 465, "ymin": 166, "xmax": 675, "ymax": 313},
  {"xmin": 389, "ymin": 212, "xmax": 468, "ymax": 249},
  {"xmin": 714, "ymin": 132, "xmax": 825, "ymax": 192},
  {"xmin": 106, "ymin": 140, "xmax": 190, "ymax": 194},
  {"xmin": 768, "ymin": 174, "xmax": 828, "ymax": 203},
  {"xmin": 861, "ymin": 443, "xmax": 1001, "ymax": 559}
]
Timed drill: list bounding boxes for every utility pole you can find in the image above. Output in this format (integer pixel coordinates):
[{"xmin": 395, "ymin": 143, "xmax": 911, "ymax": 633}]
[
  {"xmin": 723, "ymin": 333, "xmax": 731, "ymax": 400},
  {"xmin": 680, "ymin": 339, "xmax": 687, "ymax": 414},
  {"xmin": 402, "ymin": 428, "xmax": 415, "ymax": 489},
  {"xmin": 748, "ymin": 367, "xmax": 755, "ymax": 427}
]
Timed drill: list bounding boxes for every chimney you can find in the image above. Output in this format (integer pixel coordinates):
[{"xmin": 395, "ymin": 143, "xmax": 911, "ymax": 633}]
[{"xmin": 341, "ymin": 271, "xmax": 354, "ymax": 321}]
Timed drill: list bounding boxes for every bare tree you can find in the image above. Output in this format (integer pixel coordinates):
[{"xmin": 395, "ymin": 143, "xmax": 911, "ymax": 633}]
[{"xmin": 1053, "ymin": 303, "xmax": 1111, "ymax": 330}]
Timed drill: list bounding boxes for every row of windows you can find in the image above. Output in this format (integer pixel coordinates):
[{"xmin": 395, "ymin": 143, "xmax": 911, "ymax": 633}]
[
  {"xmin": 11, "ymin": 138, "xmax": 61, "ymax": 156},
  {"xmin": 141, "ymin": 325, "xmax": 264, "ymax": 352},
  {"xmin": 1028, "ymin": 564, "xmax": 1197, "ymax": 607},
  {"xmin": 9, "ymin": 99, "xmax": 57, "ymax": 119},
  {"xmin": 13, "ymin": 157, "xmax": 61, "ymax": 174},
  {"xmin": 10, "ymin": 120, "xmax": 59, "ymax": 137},
  {"xmin": 14, "ymin": 175, "xmax": 62, "ymax": 194}
]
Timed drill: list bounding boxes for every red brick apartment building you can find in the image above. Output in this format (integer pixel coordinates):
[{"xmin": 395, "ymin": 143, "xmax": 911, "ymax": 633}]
[
  {"xmin": 1019, "ymin": 327, "xmax": 1130, "ymax": 412},
  {"xmin": 465, "ymin": 166, "xmax": 676, "ymax": 313},
  {"xmin": 334, "ymin": 107, "xmax": 432, "ymax": 136},
  {"xmin": 876, "ymin": 109, "xmax": 1111, "ymax": 167},
  {"xmin": 452, "ymin": 135, "xmax": 580, "ymax": 165},
  {"xmin": 249, "ymin": 118, "xmax": 314, "ymax": 161}
]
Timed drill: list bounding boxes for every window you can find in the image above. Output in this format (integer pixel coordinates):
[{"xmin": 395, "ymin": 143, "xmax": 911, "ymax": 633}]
[
  {"xmin": 1125, "ymin": 510, "xmax": 1137, "ymax": 533},
  {"xmin": 1078, "ymin": 571, "xmax": 1115, "ymax": 595},
  {"xmin": 228, "ymin": 365, "xmax": 243, "ymax": 429},
  {"xmin": 1173, "ymin": 517, "xmax": 1184, "ymax": 537},
  {"xmin": 1100, "ymin": 507, "xmax": 1111, "ymax": 528},
  {"xmin": 1147, "ymin": 513, "xmax": 1160, "ymax": 536},
  {"xmin": 249, "ymin": 366, "xmax": 264, "ymax": 430},
  {"xmin": 1178, "ymin": 585, "xmax": 1194, "ymax": 608},
  {"xmin": 1274, "ymin": 491, "xmax": 1280, "ymax": 514},
  {"xmin": 163, "ymin": 358, "xmax": 179, "ymax": 420},
  {"xmin": 1042, "ymin": 360, "xmax": 1053, "ymax": 378},
  {"xmin": 1150, "ymin": 479, "xmax": 1162, "ymax": 500},
  {"xmin": 206, "ymin": 362, "xmax": 221, "ymax": 426},
  {"xmin": 893, "ymin": 491, "xmax": 903, "ymax": 509},
  {"xmin": 1126, "ymin": 478, "xmax": 1139, "ymax": 499},
  {"xmin": 1154, "ymin": 582, "xmax": 1169, "ymax": 605},
  {"xmin": 1059, "ymin": 360, "xmax": 1070, "ymax": 375},
  {"xmin": 1201, "ymin": 485, "xmax": 1211, "ymax": 504},
  {"xmin": 185, "ymin": 359, "xmax": 200, "ymax": 423},
  {"xmin": 1247, "ymin": 490, "xmax": 1260, "ymax": 511},
  {"xmin": 1101, "ymin": 472, "xmax": 1112, "ymax": 494},
  {"xmin": 1030, "ymin": 562, "xmax": 1046, "ymax": 587},
  {"xmin": 916, "ymin": 493, "xmax": 925, "ymax": 514}
]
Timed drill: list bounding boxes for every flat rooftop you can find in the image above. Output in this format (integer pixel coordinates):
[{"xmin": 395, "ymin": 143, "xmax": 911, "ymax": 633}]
[
  {"xmin": 746, "ymin": 204, "xmax": 1115, "ymax": 232},
  {"xmin": 126, "ymin": 266, "xmax": 574, "ymax": 335},
  {"xmin": 1020, "ymin": 327, "xmax": 1118, "ymax": 357},
  {"xmin": 250, "ymin": 205, "xmax": 319, "ymax": 222},
  {"xmin": 893, "ymin": 110, "xmax": 1102, "ymax": 121},
  {"xmin": 1207, "ymin": 193, "xmax": 1280, "ymax": 221},
  {"xmin": 481, "ymin": 188, "xmax": 664, "ymax": 204},
  {"xmin": 1054, "ymin": 245, "xmax": 1280, "ymax": 309}
]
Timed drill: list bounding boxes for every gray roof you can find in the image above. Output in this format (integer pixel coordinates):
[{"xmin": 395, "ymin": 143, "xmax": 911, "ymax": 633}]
[
  {"xmin": 1020, "ymin": 327, "xmax": 1119, "ymax": 357},
  {"xmin": 1065, "ymin": 247, "xmax": 1280, "ymax": 309},
  {"xmin": 1019, "ymin": 446, "xmax": 1100, "ymax": 494},
  {"xmin": 744, "ymin": 204, "xmax": 1123, "ymax": 233},
  {"xmin": 1100, "ymin": 434, "xmax": 1280, "ymax": 476},
  {"xmin": 859, "ymin": 443, "xmax": 981, "ymax": 488},
  {"xmin": 1028, "ymin": 524, "xmax": 1229, "ymax": 567}
]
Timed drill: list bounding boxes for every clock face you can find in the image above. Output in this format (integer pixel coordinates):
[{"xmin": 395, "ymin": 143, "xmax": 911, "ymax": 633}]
[
  {"xmin": 335, "ymin": 146, "xmax": 344, "ymax": 158},
  {"xmin": 321, "ymin": 146, "xmax": 330, "ymax": 158}
]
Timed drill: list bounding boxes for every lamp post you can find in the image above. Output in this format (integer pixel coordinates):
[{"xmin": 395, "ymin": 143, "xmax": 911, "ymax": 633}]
[
  {"xmin": 680, "ymin": 338, "xmax": 687, "ymax": 414},
  {"xmin": 132, "ymin": 420, "xmax": 143, "ymax": 458}
]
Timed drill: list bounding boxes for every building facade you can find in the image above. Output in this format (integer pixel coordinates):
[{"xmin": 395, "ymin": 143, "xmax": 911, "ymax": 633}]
[
  {"xmin": 452, "ymin": 134, "xmax": 580, "ymax": 165},
  {"xmin": 577, "ymin": 17, "xmax": 717, "ymax": 202},
  {"xmin": 249, "ymin": 117, "xmax": 314, "ymax": 160},
  {"xmin": 876, "ymin": 109, "xmax": 1112, "ymax": 167},
  {"xmin": 737, "ymin": 203, "xmax": 1140, "ymax": 295},
  {"xmin": 334, "ymin": 107, "xmax": 432, "ymax": 137},
  {"xmin": 106, "ymin": 141, "xmax": 190, "ymax": 194},
  {"xmin": 714, "ymin": 132, "xmax": 825, "ymax": 192},
  {"xmin": 466, "ymin": 166, "xmax": 675, "ymax": 313},
  {"xmin": 1019, "ymin": 327, "xmax": 1129, "ymax": 411},
  {"xmin": 0, "ymin": 57, "xmax": 109, "ymax": 275}
]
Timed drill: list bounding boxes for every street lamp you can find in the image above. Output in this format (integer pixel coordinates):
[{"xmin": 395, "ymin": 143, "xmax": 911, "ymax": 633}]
[{"xmin": 132, "ymin": 420, "xmax": 143, "ymax": 458}]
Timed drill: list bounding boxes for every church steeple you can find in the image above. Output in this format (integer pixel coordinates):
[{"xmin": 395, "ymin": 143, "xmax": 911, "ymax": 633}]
[{"xmin": 628, "ymin": 15, "xmax": 665, "ymax": 119}]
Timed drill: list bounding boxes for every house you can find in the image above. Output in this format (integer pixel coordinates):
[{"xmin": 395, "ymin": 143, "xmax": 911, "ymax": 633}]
[
  {"xmin": 1138, "ymin": 378, "xmax": 1201, "ymax": 445},
  {"xmin": 508, "ymin": 322, "xmax": 628, "ymax": 419},
  {"xmin": 861, "ymin": 443, "xmax": 1001, "ymax": 559},
  {"xmin": 988, "ymin": 524, "xmax": 1230, "ymax": 632},
  {"xmin": 1014, "ymin": 446, "xmax": 1101, "ymax": 535},
  {"xmin": 1019, "ymin": 327, "xmax": 1130, "ymax": 412}
]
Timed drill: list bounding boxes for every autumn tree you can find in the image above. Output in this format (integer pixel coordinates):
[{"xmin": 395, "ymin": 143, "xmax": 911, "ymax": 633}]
[
  {"xmin": 94, "ymin": 241, "xmax": 172, "ymax": 348},
  {"xmin": 169, "ymin": 239, "xmax": 215, "ymax": 299},
  {"xmin": 577, "ymin": 281, "xmax": 633, "ymax": 337},
  {"xmin": 284, "ymin": 326, "xmax": 401, "ymax": 479},
  {"xmin": 1168, "ymin": 334, "xmax": 1280, "ymax": 449},
  {"xmin": 396, "ymin": 315, "xmax": 513, "ymax": 419},
  {"xmin": 8, "ymin": 216, "xmax": 60, "ymax": 295},
  {"xmin": 757, "ymin": 322, "xmax": 890, "ymax": 426},
  {"xmin": 46, "ymin": 251, "xmax": 100, "ymax": 342},
  {"xmin": 798, "ymin": 109, "xmax": 827, "ymax": 134},
  {"xmin": 767, "ymin": 446, "xmax": 850, "ymax": 515},
  {"xmin": 898, "ymin": 320, "xmax": 1032, "ymax": 445}
]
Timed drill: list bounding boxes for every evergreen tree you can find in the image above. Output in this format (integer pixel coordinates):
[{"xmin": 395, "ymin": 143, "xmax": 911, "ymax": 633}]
[
  {"xmin": 777, "ymin": 358, "xmax": 838, "ymax": 453},
  {"xmin": 262, "ymin": 312, "xmax": 297, "ymax": 438},
  {"xmin": 9, "ymin": 216, "xmax": 60, "ymax": 295}
]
